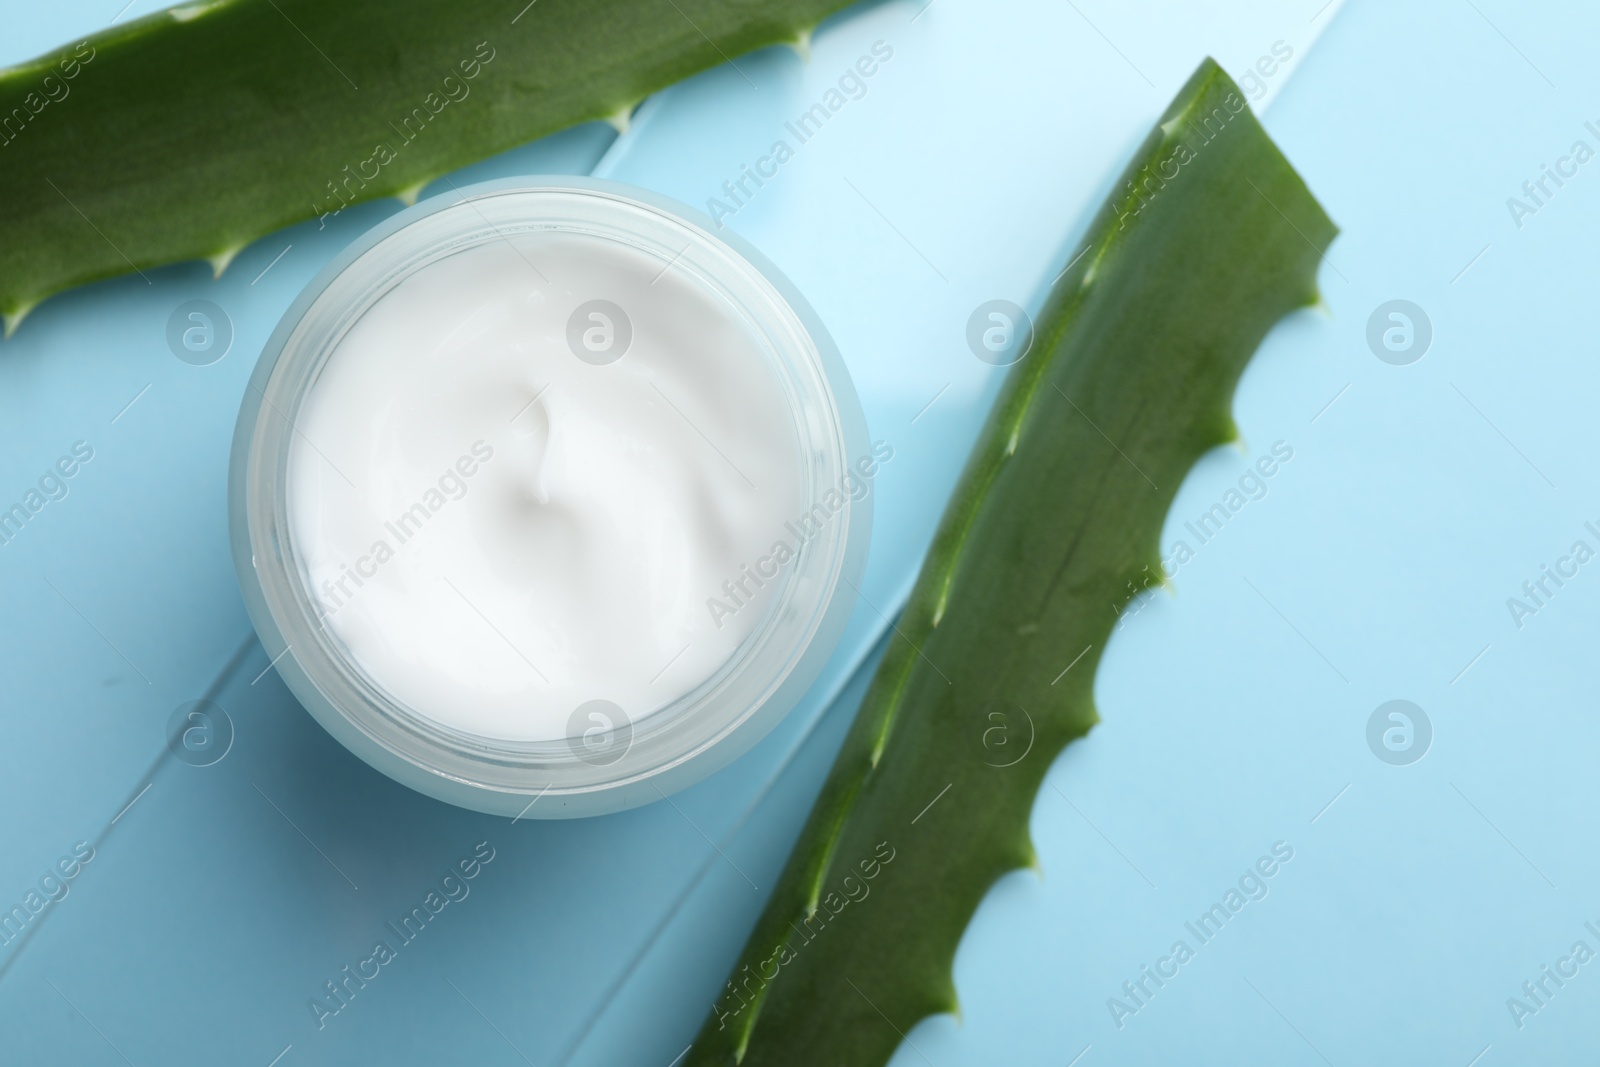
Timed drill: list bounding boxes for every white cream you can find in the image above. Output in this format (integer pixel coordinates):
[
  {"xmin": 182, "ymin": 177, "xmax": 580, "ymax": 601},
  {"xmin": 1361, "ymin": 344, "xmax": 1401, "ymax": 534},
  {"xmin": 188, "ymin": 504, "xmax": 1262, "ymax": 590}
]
[{"xmin": 287, "ymin": 232, "xmax": 803, "ymax": 743}]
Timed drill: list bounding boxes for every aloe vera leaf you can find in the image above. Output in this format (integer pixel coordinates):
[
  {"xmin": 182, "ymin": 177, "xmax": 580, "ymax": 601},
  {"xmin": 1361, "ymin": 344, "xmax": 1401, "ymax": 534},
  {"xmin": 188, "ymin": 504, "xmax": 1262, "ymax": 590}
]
[
  {"xmin": 685, "ymin": 58, "xmax": 1336, "ymax": 1067},
  {"xmin": 0, "ymin": 0, "xmax": 854, "ymax": 335}
]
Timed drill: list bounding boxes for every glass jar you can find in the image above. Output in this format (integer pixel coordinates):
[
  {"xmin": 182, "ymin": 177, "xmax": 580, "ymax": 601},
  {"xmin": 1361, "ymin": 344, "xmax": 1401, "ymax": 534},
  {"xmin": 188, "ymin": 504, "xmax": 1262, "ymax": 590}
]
[{"xmin": 228, "ymin": 177, "xmax": 869, "ymax": 818}]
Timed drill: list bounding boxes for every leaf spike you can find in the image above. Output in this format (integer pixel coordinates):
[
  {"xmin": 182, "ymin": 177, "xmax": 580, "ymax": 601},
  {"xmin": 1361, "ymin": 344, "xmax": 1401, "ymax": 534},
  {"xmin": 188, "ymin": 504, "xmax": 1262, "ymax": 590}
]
[
  {"xmin": 603, "ymin": 105, "xmax": 634, "ymax": 134},
  {"xmin": 3, "ymin": 303, "xmax": 34, "ymax": 339},
  {"xmin": 395, "ymin": 181, "xmax": 428, "ymax": 207},
  {"xmin": 208, "ymin": 246, "xmax": 242, "ymax": 278},
  {"xmin": 170, "ymin": 0, "xmax": 232, "ymax": 22},
  {"xmin": 785, "ymin": 29, "xmax": 813, "ymax": 61}
]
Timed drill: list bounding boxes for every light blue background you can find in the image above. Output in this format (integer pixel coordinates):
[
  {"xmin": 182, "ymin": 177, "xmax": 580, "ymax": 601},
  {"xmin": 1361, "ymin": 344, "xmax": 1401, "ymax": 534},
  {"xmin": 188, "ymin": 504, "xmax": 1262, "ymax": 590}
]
[{"xmin": 0, "ymin": 0, "xmax": 1592, "ymax": 1064}]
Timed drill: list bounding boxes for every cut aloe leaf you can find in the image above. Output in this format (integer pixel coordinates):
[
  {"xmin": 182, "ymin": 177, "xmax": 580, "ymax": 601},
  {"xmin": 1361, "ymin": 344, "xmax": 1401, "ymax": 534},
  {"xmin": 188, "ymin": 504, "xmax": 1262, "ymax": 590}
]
[
  {"xmin": 0, "ymin": 0, "xmax": 854, "ymax": 334},
  {"xmin": 685, "ymin": 58, "xmax": 1336, "ymax": 1067}
]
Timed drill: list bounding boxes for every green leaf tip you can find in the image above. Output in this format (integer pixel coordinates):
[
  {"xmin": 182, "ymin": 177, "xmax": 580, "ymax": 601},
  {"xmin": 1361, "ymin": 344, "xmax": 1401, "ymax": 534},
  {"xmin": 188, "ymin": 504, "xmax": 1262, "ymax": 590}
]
[
  {"xmin": 684, "ymin": 58, "xmax": 1334, "ymax": 1067},
  {"xmin": 0, "ymin": 0, "xmax": 864, "ymax": 337}
]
